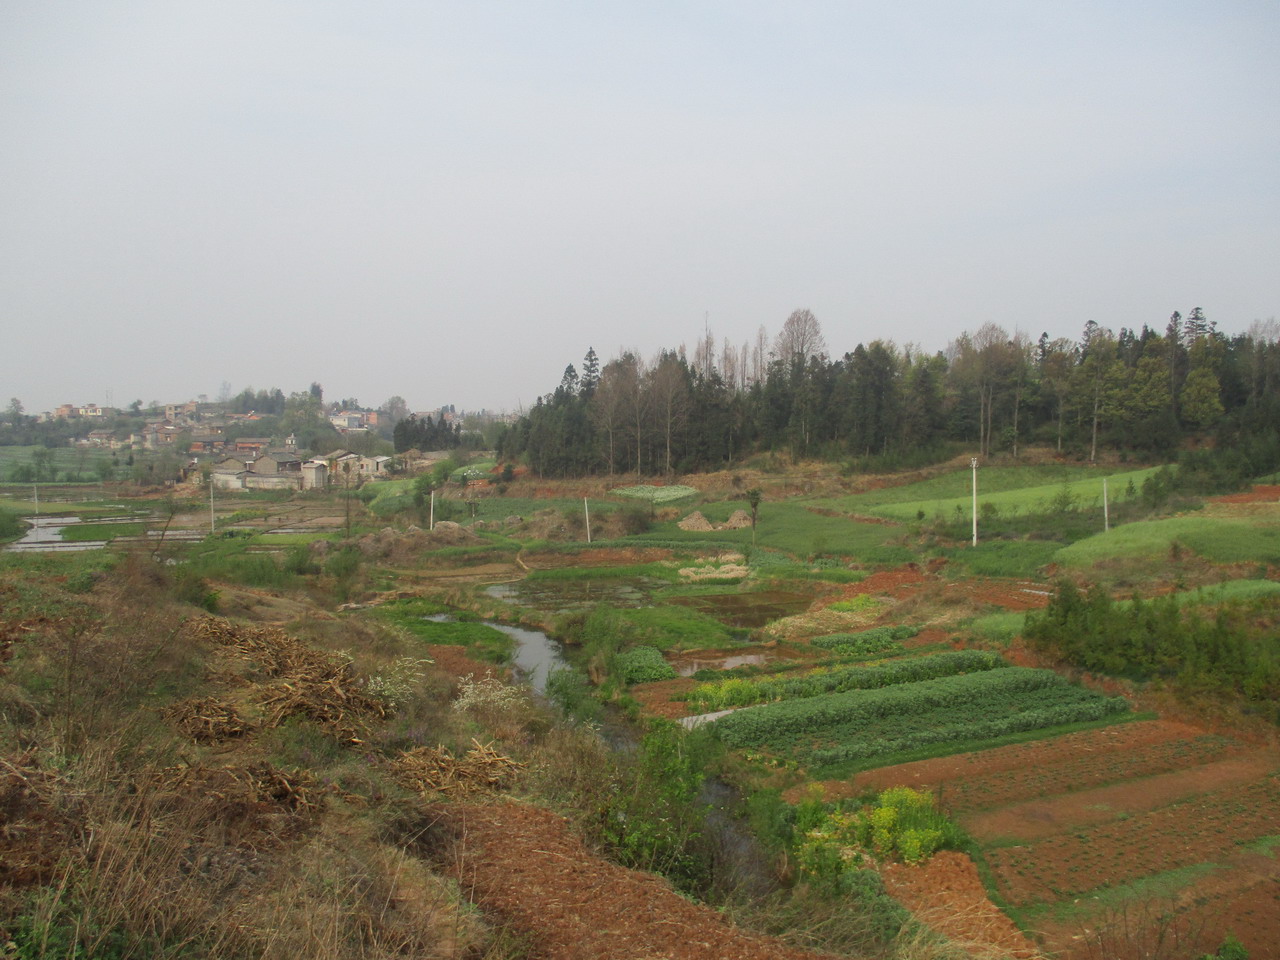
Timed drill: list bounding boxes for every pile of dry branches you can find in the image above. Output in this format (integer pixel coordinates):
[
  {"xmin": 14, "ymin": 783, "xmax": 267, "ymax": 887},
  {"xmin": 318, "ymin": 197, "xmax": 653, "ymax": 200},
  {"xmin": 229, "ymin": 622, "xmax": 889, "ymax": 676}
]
[
  {"xmin": 393, "ymin": 740, "xmax": 523, "ymax": 797},
  {"xmin": 184, "ymin": 615, "xmax": 385, "ymax": 742},
  {"xmin": 165, "ymin": 696, "xmax": 248, "ymax": 742}
]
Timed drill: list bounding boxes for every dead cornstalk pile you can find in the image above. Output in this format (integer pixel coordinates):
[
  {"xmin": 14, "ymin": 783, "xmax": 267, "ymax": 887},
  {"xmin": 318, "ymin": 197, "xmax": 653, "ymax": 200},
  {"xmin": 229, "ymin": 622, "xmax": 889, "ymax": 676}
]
[
  {"xmin": 394, "ymin": 740, "xmax": 523, "ymax": 797},
  {"xmin": 160, "ymin": 761, "xmax": 325, "ymax": 821},
  {"xmin": 165, "ymin": 696, "xmax": 249, "ymax": 742},
  {"xmin": 185, "ymin": 615, "xmax": 385, "ymax": 742}
]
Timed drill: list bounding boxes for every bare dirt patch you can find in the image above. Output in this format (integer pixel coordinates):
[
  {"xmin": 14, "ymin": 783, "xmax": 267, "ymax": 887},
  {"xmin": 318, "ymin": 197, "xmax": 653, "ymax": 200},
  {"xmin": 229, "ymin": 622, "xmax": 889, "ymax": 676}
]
[
  {"xmin": 439, "ymin": 800, "xmax": 841, "ymax": 960},
  {"xmin": 965, "ymin": 747, "xmax": 1280, "ymax": 843},
  {"xmin": 880, "ymin": 851, "xmax": 1043, "ymax": 959},
  {"xmin": 988, "ymin": 771, "xmax": 1280, "ymax": 907},
  {"xmin": 948, "ymin": 579, "xmax": 1052, "ymax": 611},
  {"xmin": 630, "ymin": 676, "xmax": 700, "ymax": 719},
  {"xmin": 831, "ymin": 564, "xmax": 933, "ymax": 600},
  {"xmin": 1212, "ymin": 484, "xmax": 1280, "ymax": 504}
]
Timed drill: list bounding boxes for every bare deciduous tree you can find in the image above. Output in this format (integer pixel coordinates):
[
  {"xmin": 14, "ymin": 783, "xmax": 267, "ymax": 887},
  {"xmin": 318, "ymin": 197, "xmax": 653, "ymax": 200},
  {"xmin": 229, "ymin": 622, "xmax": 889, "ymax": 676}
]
[{"xmin": 773, "ymin": 309, "xmax": 827, "ymax": 365}]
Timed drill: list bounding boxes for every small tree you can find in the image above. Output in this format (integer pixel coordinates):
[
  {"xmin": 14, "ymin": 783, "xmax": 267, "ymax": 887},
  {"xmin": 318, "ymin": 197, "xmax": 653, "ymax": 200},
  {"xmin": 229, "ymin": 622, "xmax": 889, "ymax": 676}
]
[{"xmin": 746, "ymin": 488, "xmax": 762, "ymax": 547}]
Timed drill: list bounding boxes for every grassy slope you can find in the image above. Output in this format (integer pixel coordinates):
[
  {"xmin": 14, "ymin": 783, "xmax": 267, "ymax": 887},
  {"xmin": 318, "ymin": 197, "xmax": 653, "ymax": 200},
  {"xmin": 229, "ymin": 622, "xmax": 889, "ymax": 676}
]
[{"xmin": 1057, "ymin": 514, "xmax": 1280, "ymax": 566}]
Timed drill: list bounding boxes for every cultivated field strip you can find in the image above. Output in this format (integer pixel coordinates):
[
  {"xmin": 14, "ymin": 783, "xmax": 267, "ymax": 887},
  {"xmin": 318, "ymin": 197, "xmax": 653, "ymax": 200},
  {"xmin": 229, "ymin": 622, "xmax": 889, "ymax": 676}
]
[
  {"xmin": 711, "ymin": 667, "xmax": 1128, "ymax": 767},
  {"xmin": 987, "ymin": 771, "xmax": 1280, "ymax": 906},
  {"xmin": 847, "ymin": 722, "xmax": 1245, "ymax": 814}
]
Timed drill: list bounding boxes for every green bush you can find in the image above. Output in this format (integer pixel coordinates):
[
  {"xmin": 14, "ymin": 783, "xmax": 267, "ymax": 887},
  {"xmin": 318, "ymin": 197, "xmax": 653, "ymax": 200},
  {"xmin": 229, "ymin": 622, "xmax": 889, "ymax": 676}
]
[
  {"xmin": 616, "ymin": 646, "xmax": 678, "ymax": 684},
  {"xmin": 0, "ymin": 505, "xmax": 24, "ymax": 540},
  {"xmin": 809, "ymin": 625, "xmax": 917, "ymax": 654}
]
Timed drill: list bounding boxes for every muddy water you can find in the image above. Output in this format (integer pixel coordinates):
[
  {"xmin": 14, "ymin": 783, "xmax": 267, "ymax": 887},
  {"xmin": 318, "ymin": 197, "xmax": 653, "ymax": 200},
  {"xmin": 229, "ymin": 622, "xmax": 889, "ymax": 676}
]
[
  {"xmin": 427, "ymin": 613, "xmax": 568, "ymax": 695},
  {"xmin": 493, "ymin": 621, "xmax": 568, "ymax": 694},
  {"xmin": 667, "ymin": 589, "xmax": 812, "ymax": 628},
  {"xmin": 5, "ymin": 516, "xmax": 105, "ymax": 552},
  {"xmin": 674, "ymin": 653, "xmax": 772, "ymax": 677},
  {"xmin": 485, "ymin": 577, "xmax": 664, "ymax": 611}
]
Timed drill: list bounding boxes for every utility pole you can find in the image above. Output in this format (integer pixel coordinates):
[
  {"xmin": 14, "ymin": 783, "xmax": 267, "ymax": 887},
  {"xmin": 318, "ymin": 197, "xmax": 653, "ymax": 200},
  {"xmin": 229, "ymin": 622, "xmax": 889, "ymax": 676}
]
[
  {"xmin": 1103, "ymin": 477, "xmax": 1110, "ymax": 532},
  {"xmin": 209, "ymin": 472, "xmax": 215, "ymax": 535},
  {"xmin": 584, "ymin": 497, "xmax": 591, "ymax": 543},
  {"xmin": 971, "ymin": 458, "xmax": 979, "ymax": 547},
  {"xmin": 33, "ymin": 483, "xmax": 39, "ymax": 543}
]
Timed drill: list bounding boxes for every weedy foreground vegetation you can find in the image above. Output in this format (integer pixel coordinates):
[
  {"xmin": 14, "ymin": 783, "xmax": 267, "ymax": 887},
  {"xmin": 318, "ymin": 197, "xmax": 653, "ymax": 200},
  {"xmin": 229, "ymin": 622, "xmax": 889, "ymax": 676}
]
[{"xmin": 0, "ymin": 451, "xmax": 1277, "ymax": 960}]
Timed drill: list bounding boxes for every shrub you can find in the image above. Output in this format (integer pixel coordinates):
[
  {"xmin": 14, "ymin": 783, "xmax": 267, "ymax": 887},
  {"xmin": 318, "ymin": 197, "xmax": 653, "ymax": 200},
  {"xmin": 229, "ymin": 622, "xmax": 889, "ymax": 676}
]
[
  {"xmin": 171, "ymin": 567, "xmax": 218, "ymax": 612},
  {"xmin": 616, "ymin": 646, "xmax": 678, "ymax": 685}
]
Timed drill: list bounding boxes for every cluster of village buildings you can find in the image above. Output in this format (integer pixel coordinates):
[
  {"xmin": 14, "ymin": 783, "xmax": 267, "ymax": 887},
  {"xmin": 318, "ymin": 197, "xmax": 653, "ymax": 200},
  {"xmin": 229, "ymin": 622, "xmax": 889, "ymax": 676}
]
[
  {"xmin": 51, "ymin": 401, "xmax": 383, "ymax": 454},
  {"xmin": 47, "ymin": 401, "xmax": 397, "ymax": 492},
  {"xmin": 209, "ymin": 447, "xmax": 394, "ymax": 492}
]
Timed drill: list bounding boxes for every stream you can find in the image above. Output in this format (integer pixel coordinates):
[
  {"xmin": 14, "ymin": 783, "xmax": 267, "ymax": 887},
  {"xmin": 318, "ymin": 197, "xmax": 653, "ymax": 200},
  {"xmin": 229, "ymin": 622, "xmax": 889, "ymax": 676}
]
[{"xmin": 484, "ymin": 612, "xmax": 779, "ymax": 898}]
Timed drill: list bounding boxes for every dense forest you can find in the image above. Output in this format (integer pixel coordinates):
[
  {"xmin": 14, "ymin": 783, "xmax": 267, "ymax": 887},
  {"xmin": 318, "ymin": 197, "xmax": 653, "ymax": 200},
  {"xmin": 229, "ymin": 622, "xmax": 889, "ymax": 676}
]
[{"xmin": 498, "ymin": 309, "xmax": 1280, "ymax": 480}]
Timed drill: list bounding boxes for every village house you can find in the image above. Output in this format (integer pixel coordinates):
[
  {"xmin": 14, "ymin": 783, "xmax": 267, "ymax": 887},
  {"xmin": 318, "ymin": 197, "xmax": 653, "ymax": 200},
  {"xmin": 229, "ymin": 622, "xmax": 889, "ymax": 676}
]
[
  {"xmin": 251, "ymin": 453, "xmax": 301, "ymax": 476},
  {"xmin": 188, "ymin": 435, "xmax": 227, "ymax": 454},
  {"xmin": 302, "ymin": 460, "xmax": 328, "ymax": 490},
  {"xmin": 232, "ymin": 437, "xmax": 272, "ymax": 455},
  {"xmin": 359, "ymin": 455, "xmax": 393, "ymax": 476},
  {"xmin": 329, "ymin": 411, "xmax": 365, "ymax": 431}
]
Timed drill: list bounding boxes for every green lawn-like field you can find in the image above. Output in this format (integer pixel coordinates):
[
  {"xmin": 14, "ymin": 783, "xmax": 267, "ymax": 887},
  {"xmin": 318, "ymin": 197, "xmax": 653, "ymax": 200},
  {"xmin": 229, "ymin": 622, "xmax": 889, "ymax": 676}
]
[
  {"xmin": 0, "ymin": 445, "xmax": 121, "ymax": 481},
  {"xmin": 624, "ymin": 499, "xmax": 913, "ymax": 564},
  {"xmin": 1057, "ymin": 515, "xmax": 1280, "ymax": 566},
  {"xmin": 854, "ymin": 466, "xmax": 1163, "ymax": 522},
  {"xmin": 819, "ymin": 463, "xmax": 1162, "ymax": 512},
  {"xmin": 60, "ymin": 521, "xmax": 148, "ymax": 542}
]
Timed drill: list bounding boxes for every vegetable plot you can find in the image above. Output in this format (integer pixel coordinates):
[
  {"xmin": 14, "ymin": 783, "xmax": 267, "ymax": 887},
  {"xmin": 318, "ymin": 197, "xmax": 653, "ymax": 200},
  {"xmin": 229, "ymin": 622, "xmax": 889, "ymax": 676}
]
[
  {"xmin": 711, "ymin": 667, "xmax": 1128, "ymax": 770},
  {"xmin": 686, "ymin": 649, "xmax": 1005, "ymax": 712}
]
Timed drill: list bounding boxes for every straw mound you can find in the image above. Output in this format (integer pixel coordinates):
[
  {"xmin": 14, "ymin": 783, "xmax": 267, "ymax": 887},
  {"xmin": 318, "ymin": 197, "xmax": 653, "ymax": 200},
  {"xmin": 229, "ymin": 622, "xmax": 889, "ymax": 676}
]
[
  {"xmin": 677, "ymin": 511, "xmax": 714, "ymax": 531},
  {"xmin": 722, "ymin": 510, "xmax": 753, "ymax": 529}
]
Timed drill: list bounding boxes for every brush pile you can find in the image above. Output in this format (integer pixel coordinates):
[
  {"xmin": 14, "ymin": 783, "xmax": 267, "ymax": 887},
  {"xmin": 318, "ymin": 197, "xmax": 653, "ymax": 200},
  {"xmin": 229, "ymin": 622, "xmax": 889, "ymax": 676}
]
[
  {"xmin": 185, "ymin": 615, "xmax": 386, "ymax": 742},
  {"xmin": 393, "ymin": 739, "xmax": 523, "ymax": 797},
  {"xmin": 166, "ymin": 696, "xmax": 248, "ymax": 742}
]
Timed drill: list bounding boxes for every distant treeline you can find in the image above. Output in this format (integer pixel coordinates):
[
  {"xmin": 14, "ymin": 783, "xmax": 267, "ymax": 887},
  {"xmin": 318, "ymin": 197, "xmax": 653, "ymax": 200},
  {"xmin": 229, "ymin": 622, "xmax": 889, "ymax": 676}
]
[{"xmin": 497, "ymin": 310, "xmax": 1280, "ymax": 479}]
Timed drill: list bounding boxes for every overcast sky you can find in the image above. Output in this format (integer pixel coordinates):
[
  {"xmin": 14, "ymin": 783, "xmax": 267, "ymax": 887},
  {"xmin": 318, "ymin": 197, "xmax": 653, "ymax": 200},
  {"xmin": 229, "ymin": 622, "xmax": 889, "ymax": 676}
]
[{"xmin": 2, "ymin": 2, "xmax": 1277, "ymax": 415}]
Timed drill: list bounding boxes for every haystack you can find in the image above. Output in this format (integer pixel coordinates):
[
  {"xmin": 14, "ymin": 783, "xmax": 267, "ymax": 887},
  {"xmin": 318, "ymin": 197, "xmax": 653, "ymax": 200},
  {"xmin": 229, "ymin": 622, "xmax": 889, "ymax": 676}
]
[
  {"xmin": 722, "ymin": 509, "xmax": 753, "ymax": 529},
  {"xmin": 678, "ymin": 511, "xmax": 714, "ymax": 531}
]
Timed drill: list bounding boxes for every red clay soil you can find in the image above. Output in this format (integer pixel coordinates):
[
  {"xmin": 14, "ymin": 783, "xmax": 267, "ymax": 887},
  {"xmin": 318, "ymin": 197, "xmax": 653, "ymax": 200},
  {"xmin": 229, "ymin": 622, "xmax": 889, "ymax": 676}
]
[
  {"xmin": 834, "ymin": 565, "xmax": 934, "ymax": 600},
  {"xmin": 815, "ymin": 720, "xmax": 1227, "ymax": 812},
  {"xmin": 988, "ymin": 772, "xmax": 1280, "ymax": 907},
  {"xmin": 630, "ymin": 675, "xmax": 700, "ymax": 719},
  {"xmin": 947, "ymin": 580, "xmax": 1051, "ymax": 611},
  {"xmin": 824, "ymin": 566, "xmax": 1052, "ymax": 613},
  {"xmin": 880, "ymin": 852, "xmax": 1043, "ymax": 960},
  {"xmin": 1212, "ymin": 484, "xmax": 1280, "ymax": 503},
  {"xmin": 428, "ymin": 645, "xmax": 504, "ymax": 690},
  {"xmin": 964, "ymin": 746, "xmax": 1280, "ymax": 843},
  {"xmin": 438, "ymin": 800, "xmax": 843, "ymax": 960}
]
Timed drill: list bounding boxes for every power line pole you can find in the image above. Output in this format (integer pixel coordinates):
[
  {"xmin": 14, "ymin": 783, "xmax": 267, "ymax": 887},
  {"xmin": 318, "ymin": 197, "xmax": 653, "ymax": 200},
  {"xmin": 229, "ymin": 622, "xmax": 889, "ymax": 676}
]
[{"xmin": 971, "ymin": 458, "xmax": 979, "ymax": 547}]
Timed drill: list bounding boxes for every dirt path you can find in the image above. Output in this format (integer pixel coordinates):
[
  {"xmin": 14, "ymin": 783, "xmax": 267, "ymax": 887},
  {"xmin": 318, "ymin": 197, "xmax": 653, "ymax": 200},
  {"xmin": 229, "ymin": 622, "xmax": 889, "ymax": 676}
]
[
  {"xmin": 880, "ymin": 852, "xmax": 1044, "ymax": 960},
  {"xmin": 440, "ymin": 800, "xmax": 845, "ymax": 960}
]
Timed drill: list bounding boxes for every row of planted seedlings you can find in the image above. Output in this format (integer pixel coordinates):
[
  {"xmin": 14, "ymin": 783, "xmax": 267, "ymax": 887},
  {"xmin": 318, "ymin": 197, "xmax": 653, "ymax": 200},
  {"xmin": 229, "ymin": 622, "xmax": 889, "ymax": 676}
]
[{"xmin": 679, "ymin": 623, "xmax": 1132, "ymax": 777}]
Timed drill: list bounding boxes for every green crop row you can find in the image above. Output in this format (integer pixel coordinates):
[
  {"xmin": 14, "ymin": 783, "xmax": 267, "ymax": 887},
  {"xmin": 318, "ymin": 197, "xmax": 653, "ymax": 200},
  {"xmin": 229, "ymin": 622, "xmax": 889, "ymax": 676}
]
[
  {"xmin": 809, "ymin": 625, "xmax": 918, "ymax": 654},
  {"xmin": 809, "ymin": 689, "xmax": 1130, "ymax": 767},
  {"xmin": 712, "ymin": 667, "xmax": 1085, "ymax": 749},
  {"xmin": 687, "ymin": 650, "xmax": 1004, "ymax": 712}
]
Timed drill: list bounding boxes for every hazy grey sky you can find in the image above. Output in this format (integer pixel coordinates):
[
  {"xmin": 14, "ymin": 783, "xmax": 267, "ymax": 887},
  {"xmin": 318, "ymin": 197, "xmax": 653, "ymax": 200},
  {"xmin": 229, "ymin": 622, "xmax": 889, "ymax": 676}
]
[{"xmin": 3, "ymin": 2, "xmax": 1277, "ymax": 415}]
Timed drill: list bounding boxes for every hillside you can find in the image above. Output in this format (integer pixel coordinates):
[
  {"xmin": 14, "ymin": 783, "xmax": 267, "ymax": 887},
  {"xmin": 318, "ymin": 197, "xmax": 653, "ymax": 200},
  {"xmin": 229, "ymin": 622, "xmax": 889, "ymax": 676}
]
[{"xmin": 2, "ymin": 457, "xmax": 1277, "ymax": 959}]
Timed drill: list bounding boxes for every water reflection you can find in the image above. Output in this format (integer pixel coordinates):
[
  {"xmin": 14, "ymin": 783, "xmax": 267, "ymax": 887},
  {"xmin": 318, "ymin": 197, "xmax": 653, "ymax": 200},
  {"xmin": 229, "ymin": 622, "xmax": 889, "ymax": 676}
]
[
  {"xmin": 427, "ymin": 613, "xmax": 567, "ymax": 694},
  {"xmin": 485, "ymin": 577, "xmax": 664, "ymax": 612}
]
